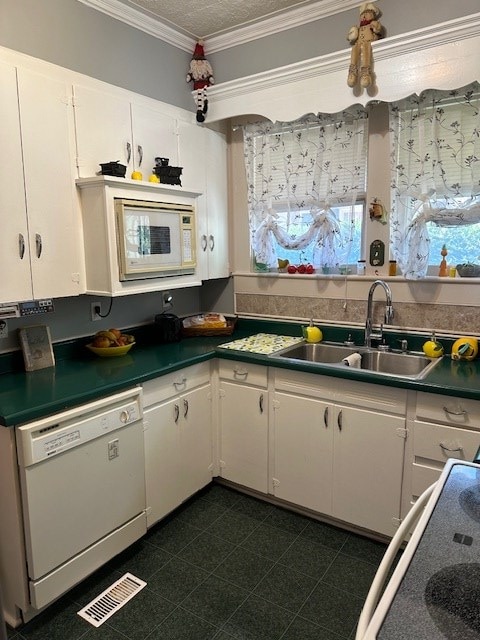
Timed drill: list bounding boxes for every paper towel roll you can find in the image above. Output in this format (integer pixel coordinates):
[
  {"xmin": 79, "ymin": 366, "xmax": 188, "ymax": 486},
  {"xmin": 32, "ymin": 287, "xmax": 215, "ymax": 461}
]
[{"xmin": 342, "ymin": 352, "xmax": 362, "ymax": 368}]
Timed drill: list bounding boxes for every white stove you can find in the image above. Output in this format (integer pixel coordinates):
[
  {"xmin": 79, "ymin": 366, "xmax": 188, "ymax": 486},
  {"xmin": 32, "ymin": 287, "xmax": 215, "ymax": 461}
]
[{"xmin": 361, "ymin": 459, "xmax": 480, "ymax": 639}]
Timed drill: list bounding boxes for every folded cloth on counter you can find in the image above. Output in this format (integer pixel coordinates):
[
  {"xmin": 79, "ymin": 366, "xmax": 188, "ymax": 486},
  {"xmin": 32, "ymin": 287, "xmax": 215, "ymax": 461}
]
[
  {"xmin": 342, "ymin": 352, "xmax": 362, "ymax": 368},
  {"xmin": 218, "ymin": 333, "xmax": 303, "ymax": 354}
]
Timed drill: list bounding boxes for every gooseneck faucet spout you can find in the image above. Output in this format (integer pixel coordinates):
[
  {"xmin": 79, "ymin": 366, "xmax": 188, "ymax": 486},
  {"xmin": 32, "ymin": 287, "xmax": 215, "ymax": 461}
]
[{"xmin": 365, "ymin": 280, "xmax": 394, "ymax": 348}]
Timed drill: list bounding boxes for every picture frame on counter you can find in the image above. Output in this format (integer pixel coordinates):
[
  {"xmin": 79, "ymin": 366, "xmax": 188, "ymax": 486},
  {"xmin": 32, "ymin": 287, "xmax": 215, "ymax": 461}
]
[{"xmin": 19, "ymin": 324, "xmax": 55, "ymax": 372}]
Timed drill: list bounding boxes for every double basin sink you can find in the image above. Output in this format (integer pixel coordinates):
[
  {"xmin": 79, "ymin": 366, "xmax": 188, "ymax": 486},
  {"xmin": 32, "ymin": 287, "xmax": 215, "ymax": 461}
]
[{"xmin": 270, "ymin": 342, "xmax": 442, "ymax": 380}]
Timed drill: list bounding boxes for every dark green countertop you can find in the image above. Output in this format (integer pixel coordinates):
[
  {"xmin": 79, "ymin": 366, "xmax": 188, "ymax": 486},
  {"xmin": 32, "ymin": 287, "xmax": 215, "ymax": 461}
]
[{"xmin": 1, "ymin": 319, "xmax": 479, "ymax": 426}]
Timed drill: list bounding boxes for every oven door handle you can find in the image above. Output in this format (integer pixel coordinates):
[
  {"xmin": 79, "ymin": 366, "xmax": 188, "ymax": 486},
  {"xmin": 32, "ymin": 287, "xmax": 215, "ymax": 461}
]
[{"xmin": 354, "ymin": 482, "xmax": 436, "ymax": 640}]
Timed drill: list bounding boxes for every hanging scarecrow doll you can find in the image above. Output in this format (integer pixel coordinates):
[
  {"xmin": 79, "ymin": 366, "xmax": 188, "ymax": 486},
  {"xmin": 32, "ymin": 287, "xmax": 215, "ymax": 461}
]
[
  {"xmin": 186, "ymin": 40, "xmax": 214, "ymax": 123},
  {"xmin": 347, "ymin": 2, "xmax": 384, "ymax": 89}
]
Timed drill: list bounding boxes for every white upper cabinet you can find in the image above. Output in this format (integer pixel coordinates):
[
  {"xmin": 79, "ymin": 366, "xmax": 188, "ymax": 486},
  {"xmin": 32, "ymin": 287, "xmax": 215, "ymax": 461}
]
[
  {"xmin": 73, "ymin": 85, "xmax": 180, "ymax": 180},
  {"xmin": 204, "ymin": 128, "xmax": 229, "ymax": 280},
  {"xmin": 73, "ymin": 85, "xmax": 133, "ymax": 178},
  {"xmin": 0, "ymin": 60, "xmax": 82, "ymax": 303},
  {"xmin": 185, "ymin": 125, "xmax": 229, "ymax": 282},
  {"xmin": 0, "ymin": 60, "xmax": 32, "ymax": 303},
  {"xmin": 130, "ymin": 102, "xmax": 178, "ymax": 178}
]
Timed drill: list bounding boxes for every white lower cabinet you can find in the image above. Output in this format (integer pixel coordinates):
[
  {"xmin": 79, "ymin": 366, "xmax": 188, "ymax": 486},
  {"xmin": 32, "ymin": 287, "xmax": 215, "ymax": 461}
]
[
  {"xmin": 272, "ymin": 391, "xmax": 333, "ymax": 514},
  {"xmin": 331, "ymin": 404, "xmax": 405, "ymax": 536},
  {"xmin": 218, "ymin": 361, "xmax": 269, "ymax": 493},
  {"xmin": 143, "ymin": 364, "xmax": 213, "ymax": 527},
  {"xmin": 404, "ymin": 392, "xmax": 480, "ymax": 517},
  {"xmin": 272, "ymin": 370, "xmax": 407, "ymax": 537}
]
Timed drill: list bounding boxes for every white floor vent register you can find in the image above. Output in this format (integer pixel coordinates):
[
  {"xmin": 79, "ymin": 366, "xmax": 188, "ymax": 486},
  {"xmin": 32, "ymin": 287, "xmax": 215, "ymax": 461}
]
[{"xmin": 77, "ymin": 573, "xmax": 147, "ymax": 627}]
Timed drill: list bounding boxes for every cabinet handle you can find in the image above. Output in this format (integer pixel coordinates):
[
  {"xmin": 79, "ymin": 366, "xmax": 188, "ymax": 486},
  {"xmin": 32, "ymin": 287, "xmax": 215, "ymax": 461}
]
[
  {"xmin": 439, "ymin": 442, "xmax": 463, "ymax": 453},
  {"xmin": 19, "ymin": 234, "xmax": 25, "ymax": 259},
  {"xmin": 324, "ymin": 406, "xmax": 329, "ymax": 428},
  {"xmin": 126, "ymin": 141, "xmax": 132, "ymax": 163},
  {"xmin": 35, "ymin": 233, "xmax": 42, "ymax": 258},
  {"xmin": 183, "ymin": 398, "xmax": 189, "ymax": 418},
  {"xmin": 209, "ymin": 234, "xmax": 215, "ymax": 251},
  {"xmin": 233, "ymin": 368, "xmax": 248, "ymax": 379},
  {"xmin": 137, "ymin": 144, "xmax": 143, "ymax": 167},
  {"xmin": 443, "ymin": 405, "xmax": 468, "ymax": 417},
  {"xmin": 173, "ymin": 377, "xmax": 187, "ymax": 390},
  {"xmin": 259, "ymin": 393, "xmax": 264, "ymax": 413},
  {"xmin": 201, "ymin": 234, "xmax": 208, "ymax": 252},
  {"xmin": 174, "ymin": 403, "xmax": 180, "ymax": 424},
  {"xmin": 337, "ymin": 409, "xmax": 342, "ymax": 431}
]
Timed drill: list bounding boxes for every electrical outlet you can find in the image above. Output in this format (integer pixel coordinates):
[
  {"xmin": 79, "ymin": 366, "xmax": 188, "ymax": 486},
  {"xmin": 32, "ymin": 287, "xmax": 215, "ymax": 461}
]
[
  {"xmin": 91, "ymin": 302, "xmax": 102, "ymax": 321},
  {"xmin": 162, "ymin": 292, "xmax": 173, "ymax": 311},
  {"xmin": 0, "ymin": 319, "xmax": 7, "ymax": 338}
]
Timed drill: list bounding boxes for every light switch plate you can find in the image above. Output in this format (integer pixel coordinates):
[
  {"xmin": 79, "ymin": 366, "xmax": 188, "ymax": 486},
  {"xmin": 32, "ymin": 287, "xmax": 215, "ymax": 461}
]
[{"xmin": 369, "ymin": 239, "xmax": 385, "ymax": 267}]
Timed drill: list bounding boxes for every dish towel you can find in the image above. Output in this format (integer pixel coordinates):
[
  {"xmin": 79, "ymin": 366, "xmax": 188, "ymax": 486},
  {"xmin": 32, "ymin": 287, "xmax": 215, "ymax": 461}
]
[{"xmin": 343, "ymin": 352, "xmax": 362, "ymax": 368}]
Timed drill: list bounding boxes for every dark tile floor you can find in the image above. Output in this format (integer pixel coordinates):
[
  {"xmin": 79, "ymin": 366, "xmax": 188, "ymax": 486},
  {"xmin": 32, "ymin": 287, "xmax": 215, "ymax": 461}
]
[{"xmin": 7, "ymin": 483, "xmax": 395, "ymax": 640}]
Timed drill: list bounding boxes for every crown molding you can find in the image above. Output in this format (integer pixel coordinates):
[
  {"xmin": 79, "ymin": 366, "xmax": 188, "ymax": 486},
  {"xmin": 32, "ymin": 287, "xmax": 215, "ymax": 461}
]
[
  {"xmin": 206, "ymin": 14, "xmax": 480, "ymax": 122},
  {"xmin": 77, "ymin": 0, "xmax": 196, "ymax": 52},
  {"xmin": 208, "ymin": 13, "xmax": 480, "ymax": 101},
  {"xmin": 77, "ymin": 0, "xmax": 358, "ymax": 53},
  {"xmin": 206, "ymin": 0, "xmax": 359, "ymax": 53}
]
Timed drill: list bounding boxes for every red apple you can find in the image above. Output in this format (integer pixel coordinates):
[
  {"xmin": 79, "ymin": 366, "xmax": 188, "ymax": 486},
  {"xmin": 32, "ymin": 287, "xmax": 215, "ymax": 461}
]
[
  {"xmin": 287, "ymin": 265, "xmax": 297, "ymax": 274},
  {"xmin": 306, "ymin": 264, "xmax": 315, "ymax": 274},
  {"xmin": 297, "ymin": 264, "xmax": 307, "ymax": 274}
]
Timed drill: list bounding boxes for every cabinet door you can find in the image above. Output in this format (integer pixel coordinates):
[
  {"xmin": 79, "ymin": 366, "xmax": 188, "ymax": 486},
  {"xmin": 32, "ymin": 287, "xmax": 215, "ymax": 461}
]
[
  {"xmin": 177, "ymin": 119, "xmax": 206, "ymax": 192},
  {"xmin": 130, "ymin": 102, "xmax": 178, "ymax": 176},
  {"xmin": 332, "ymin": 405, "xmax": 405, "ymax": 537},
  {"xmin": 204, "ymin": 128, "xmax": 229, "ymax": 279},
  {"xmin": 273, "ymin": 392, "xmax": 333, "ymax": 514},
  {"xmin": 180, "ymin": 384, "xmax": 213, "ymax": 499},
  {"xmin": 17, "ymin": 68, "xmax": 82, "ymax": 299},
  {"xmin": 219, "ymin": 381, "xmax": 268, "ymax": 493},
  {"xmin": 0, "ymin": 61, "xmax": 33, "ymax": 303},
  {"xmin": 144, "ymin": 398, "xmax": 183, "ymax": 527},
  {"xmin": 73, "ymin": 84, "xmax": 133, "ymax": 178}
]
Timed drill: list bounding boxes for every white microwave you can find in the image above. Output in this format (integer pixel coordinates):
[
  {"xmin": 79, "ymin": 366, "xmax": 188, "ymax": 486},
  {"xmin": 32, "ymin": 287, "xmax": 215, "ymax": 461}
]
[{"xmin": 114, "ymin": 198, "xmax": 196, "ymax": 281}]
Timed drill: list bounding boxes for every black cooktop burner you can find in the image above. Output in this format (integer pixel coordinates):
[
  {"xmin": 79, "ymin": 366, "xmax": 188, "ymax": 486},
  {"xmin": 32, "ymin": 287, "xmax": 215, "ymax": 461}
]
[
  {"xmin": 425, "ymin": 563, "xmax": 480, "ymax": 639},
  {"xmin": 459, "ymin": 482, "xmax": 480, "ymax": 523}
]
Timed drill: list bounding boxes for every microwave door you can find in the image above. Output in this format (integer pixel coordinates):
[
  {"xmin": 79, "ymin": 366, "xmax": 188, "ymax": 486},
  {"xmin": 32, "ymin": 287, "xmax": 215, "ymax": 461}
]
[{"xmin": 122, "ymin": 209, "xmax": 182, "ymax": 276}]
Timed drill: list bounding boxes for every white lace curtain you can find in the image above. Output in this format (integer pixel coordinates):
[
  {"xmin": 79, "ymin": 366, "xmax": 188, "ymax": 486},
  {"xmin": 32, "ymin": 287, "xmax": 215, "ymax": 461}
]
[
  {"xmin": 243, "ymin": 109, "xmax": 367, "ymax": 269},
  {"xmin": 389, "ymin": 82, "xmax": 480, "ymax": 279}
]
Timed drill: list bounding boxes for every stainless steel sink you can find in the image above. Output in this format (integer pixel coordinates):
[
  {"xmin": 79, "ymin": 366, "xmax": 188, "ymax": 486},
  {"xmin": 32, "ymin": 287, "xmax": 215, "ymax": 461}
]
[
  {"xmin": 358, "ymin": 350, "xmax": 440, "ymax": 378},
  {"xmin": 270, "ymin": 341, "xmax": 443, "ymax": 380},
  {"xmin": 272, "ymin": 342, "xmax": 359, "ymax": 364}
]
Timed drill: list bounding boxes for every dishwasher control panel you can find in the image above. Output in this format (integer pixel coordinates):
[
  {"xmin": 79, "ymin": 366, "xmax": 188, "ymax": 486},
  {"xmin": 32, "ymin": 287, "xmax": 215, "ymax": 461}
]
[{"xmin": 16, "ymin": 387, "xmax": 143, "ymax": 465}]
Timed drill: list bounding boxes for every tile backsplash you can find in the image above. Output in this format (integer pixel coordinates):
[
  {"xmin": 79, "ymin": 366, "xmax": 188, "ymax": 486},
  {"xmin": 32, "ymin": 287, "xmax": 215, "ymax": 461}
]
[{"xmin": 235, "ymin": 293, "xmax": 480, "ymax": 336}]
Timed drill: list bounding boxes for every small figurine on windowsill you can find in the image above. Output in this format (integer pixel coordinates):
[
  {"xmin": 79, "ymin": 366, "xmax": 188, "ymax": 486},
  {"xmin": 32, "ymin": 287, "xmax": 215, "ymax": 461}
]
[
  {"xmin": 439, "ymin": 244, "xmax": 448, "ymax": 276},
  {"xmin": 347, "ymin": 3, "xmax": 384, "ymax": 89},
  {"xmin": 369, "ymin": 197, "xmax": 387, "ymax": 224}
]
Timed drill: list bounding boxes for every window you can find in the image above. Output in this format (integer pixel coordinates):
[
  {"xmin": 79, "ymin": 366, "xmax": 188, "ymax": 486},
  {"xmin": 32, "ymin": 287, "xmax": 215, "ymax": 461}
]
[
  {"xmin": 267, "ymin": 204, "xmax": 364, "ymax": 271},
  {"xmin": 243, "ymin": 109, "xmax": 367, "ymax": 273},
  {"xmin": 389, "ymin": 82, "xmax": 480, "ymax": 278}
]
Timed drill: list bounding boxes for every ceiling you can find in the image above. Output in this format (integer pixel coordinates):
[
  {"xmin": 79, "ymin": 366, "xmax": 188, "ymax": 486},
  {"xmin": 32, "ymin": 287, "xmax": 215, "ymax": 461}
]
[
  {"xmin": 80, "ymin": 0, "xmax": 356, "ymax": 52},
  {"xmin": 126, "ymin": 0, "xmax": 316, "ymax": 39}
]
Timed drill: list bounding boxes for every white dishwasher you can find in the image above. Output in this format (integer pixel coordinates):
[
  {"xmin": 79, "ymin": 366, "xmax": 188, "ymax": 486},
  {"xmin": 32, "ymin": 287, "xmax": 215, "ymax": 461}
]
[{"xmin": 15, "ymin": 387, "xmax": 147, "ymax": 613}]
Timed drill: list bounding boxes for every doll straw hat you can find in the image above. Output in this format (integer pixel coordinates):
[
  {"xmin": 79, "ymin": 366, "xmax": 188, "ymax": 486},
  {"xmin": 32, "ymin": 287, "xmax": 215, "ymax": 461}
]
[{"xmin": 360, "ymin": 3, "xmax": 380, "ymax": 16}]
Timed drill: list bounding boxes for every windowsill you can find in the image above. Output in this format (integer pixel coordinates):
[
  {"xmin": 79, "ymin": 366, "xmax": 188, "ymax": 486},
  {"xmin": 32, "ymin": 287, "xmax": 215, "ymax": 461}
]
[{"xmin": 234, "ymin": 271, "xmax": 479, "ymax": 283}]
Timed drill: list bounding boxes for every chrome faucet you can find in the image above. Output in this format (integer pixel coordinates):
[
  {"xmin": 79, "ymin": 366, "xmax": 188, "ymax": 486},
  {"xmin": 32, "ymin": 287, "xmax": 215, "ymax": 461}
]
[{"xmin": 365, "ymin": 280, "xmax": 394, "ymax": 348}]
